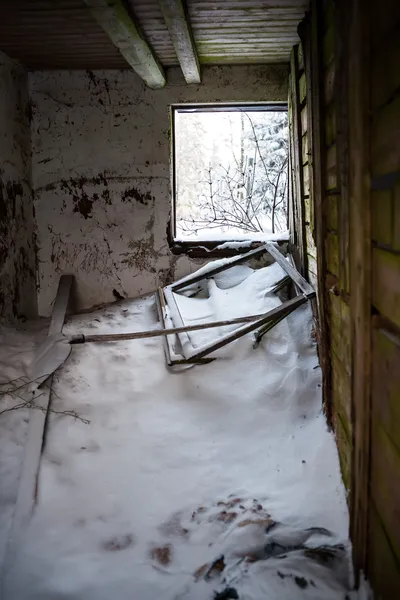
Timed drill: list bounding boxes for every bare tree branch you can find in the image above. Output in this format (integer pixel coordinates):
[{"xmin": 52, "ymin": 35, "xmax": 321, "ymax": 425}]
[
  {"xmin": 1, "ymin": 378, "xmax": 90, "ymax": 424},
  {"xmin": 177, "ymin": 110, "xmax": 289, "ymax": 237}
]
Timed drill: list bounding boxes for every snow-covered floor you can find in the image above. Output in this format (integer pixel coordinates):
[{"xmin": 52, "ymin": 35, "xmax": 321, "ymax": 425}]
[{"xmin": 0, "ymin": 262, "xmax": 369, "ymax": 599}]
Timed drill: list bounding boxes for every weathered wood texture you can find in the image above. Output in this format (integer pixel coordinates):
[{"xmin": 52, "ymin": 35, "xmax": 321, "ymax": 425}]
[
  {"xmin": 366, "ymin": 0, "xmax": 400, "ymax": 592},
  {"xmin": 187, "ymin": 294, "xmax": 308, "ymax": 361},
  {"xmin": 294, "ymin": 2, "xmax": 400, "ymax": 593},
  {"xmin": 288, "ymin": 44, "xmax": 307, "ymax": 274},
  {"xmin": 294, "ymin": 1, "xmax": 348, "ymax": 437},
  {"xmin": 368, "ymin": 502, "xmax": 400, "ymax": 598},
  {"xmin": 291, "ymin": 6, "xmax": 331, "ymax": 423},
  {"xmin": 264, "ymin": 242, "xmax": 314, "ymax": 298},
  {"xmin": 84, "ymin": 0, "xmax": 166, "ymax": 89},
  {"xmin": 320, "ymin": 0, "xmax": 352, "ymax": 488},
  {"xmin": 347, "ymin": 0, "xmax": 372, "ymax": 582},
  {"xmin": 311, "ymin": 0, "xmax": 400, "ymax": 592},
  {"xmin": 370, "ymin": 327, "xmax": 400, "ymax": 593},
  {"xmin": 0, "ymin": 0, "xmax": 309, "ymax": 69},
  {"xmin": 70, "ymin": 305, "xmax": 300, "ymax": 344},
  {"xmin": 158, "ymin": 0, "xmax": 201, "ymax": 84}
]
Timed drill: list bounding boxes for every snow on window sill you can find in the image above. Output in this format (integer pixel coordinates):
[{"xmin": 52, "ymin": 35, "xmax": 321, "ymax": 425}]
[{"xmin": 169, "ymin": 235, "xmax": 290, "ymax": 258}]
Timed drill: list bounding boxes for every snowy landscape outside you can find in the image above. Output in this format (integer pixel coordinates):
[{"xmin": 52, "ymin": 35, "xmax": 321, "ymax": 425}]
[{"xmin": 174, "ymin": 107, "xmax": 289, "ymax": 242}]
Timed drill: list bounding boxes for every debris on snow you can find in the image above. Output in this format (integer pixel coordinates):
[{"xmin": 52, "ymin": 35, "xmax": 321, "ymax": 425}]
[{"xmin": 0, "ymin": 262, "xmax": 369, "ymax": 599}]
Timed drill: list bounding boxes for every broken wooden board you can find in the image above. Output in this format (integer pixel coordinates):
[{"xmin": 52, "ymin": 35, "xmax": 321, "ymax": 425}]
[
  {"xmin": 161, "ymin": 244, "xmax": 315, "ymax": 364},
  {"xmin": 265, "ymin": 242, "xmax": 315, "ymax": 298},
  {"xmin": 69, "ymin": 308, "xmax": 294, "ymax": 344},
  {"xmin": 154, "ymin": 287, "xmax": 213, "ymax": 367},
  {"xmin": 1, "ymin": 275, "xmax": 73, "ymax": 596}
]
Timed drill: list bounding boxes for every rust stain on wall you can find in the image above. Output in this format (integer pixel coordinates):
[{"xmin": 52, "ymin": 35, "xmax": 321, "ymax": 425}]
[
  {"xmin": 58, "ymin": 174, "xmax": 111, "ymax": 219},
  {"xmin": 121, "ymin": 187, "xmax": 153, "ymax": 205}
]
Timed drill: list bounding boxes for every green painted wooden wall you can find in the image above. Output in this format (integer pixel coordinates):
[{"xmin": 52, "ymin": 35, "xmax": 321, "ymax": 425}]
[
  {"xmin": 289, "ymin": 0, "xmax": 400, "ymax": 595},
  {"xmin": 368, "ymin": 0, "xmax": 400, "ymax": 593},
  {"xmin": 319, "ymin": 0, "xmax": 352, "ymax": 493}
]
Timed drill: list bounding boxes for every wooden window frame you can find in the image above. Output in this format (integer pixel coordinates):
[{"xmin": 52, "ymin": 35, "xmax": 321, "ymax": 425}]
[{"xmin": 169, "ymin": 103, "xmax": 290, "ymax": 258}]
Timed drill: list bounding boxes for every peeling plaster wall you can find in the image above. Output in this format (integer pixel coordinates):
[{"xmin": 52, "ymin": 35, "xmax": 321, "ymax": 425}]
[
  {"xmin": 0, "ymin": 52, "xmax": 36, "ymax": 321},
  {"xmin": 30, "ymin": 65, "xmax": 288, "ymax": 315}
]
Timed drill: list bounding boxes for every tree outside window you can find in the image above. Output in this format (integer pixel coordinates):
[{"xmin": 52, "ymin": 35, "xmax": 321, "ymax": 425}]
[{"xmin": 173, "ymin": 106, "xmax": 289, "ymax": 243}]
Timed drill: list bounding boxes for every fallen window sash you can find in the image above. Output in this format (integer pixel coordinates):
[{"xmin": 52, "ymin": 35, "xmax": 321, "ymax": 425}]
[{"xmin": 159, "ymin": 243, "xmax": 315, "ymax": 366}]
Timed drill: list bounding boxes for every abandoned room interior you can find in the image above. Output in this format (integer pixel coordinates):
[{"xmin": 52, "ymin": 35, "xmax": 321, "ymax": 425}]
[{"xmin": 0, "ymin": 0, "xmax": 399, "ymax": 598}]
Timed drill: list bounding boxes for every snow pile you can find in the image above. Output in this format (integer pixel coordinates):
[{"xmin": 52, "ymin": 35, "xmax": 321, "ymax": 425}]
[
  {"xmin": 0, "ymin": 262, "xmax": 366, "ymax": 599},
  {"xmin": 174, "ymin": 231, "xmax": 290, "ymax": 244},
  {"xmin": 173, "ymin": 256, "xmax": 253, "ymax": 289},
  {"xmin": 171, "ymin": 263, "xmax": 287, "ymax": 354}
]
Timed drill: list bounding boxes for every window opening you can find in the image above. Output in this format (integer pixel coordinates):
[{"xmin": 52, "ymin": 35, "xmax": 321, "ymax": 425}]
[{"xmin": 171, "ymin": 104, "xmax": 289, "ymax": 247}]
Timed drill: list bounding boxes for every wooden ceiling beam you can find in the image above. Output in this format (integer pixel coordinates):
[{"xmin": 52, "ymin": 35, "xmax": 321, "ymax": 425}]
[
  {"xmin": 84, "ymin": 0, "xmax": 166, "ymax": 89},
  {"xmin": 159, "ymin": 0, "xmax": 201, "ymax": 84}
]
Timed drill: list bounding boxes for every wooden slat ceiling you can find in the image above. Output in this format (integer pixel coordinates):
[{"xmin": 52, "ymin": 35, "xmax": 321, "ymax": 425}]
[
  {"xmin": 0, "ymin": 0, "xmax": 128, "ymax": 69},
  {"xmin": 187, "ymin": 0, "xmax": 308, "ymax": 63},
  {"xmin": 129, "ymin": 0, "xmax": 178, "ymax": 67},
  {"xmin": 0, "ymin": 0, "xmax": 308, "ymax": 70}
]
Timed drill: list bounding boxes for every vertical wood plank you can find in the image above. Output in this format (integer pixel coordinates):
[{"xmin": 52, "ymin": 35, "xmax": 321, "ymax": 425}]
[
  {"xmin": 299, "ymin": 15, "xmax": 315, "ymax": 235},
  {"xmin": 288, "ymin": 73, "xmax": 297, "ymax": 250},
  {"xmin": 369, "ymin": 502, "xmax": 400, "ymax": 598},
  {"xmin": 155, "ymin": 287, "xmax": 173, "ymax": 367},
  {"xmin": 304, "ymin": 0, "xmax": 332, "ymax": 424},
  {"xmin": 347, "ymin": 0, "xmax": 372, "ymax": 582},
  {"xmin": 290, "ymin": 45, "xmax": 307, "ymax": 275},
  {"xmin": 335, "ymin": 0, "xmax": 350, "ymax": 295}
]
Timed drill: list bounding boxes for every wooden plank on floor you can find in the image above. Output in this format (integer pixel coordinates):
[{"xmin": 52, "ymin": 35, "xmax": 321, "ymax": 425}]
[{"xmin": 1, "ymin": 275, "xmax": 73, "ymax": 593}]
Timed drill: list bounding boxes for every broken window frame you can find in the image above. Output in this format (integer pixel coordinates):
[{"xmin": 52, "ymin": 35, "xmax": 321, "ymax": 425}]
[
  {"xmin": 157, "ymin": 242, "xmax": 315, "ymax": 368},
  {"xmin": 169, "ymin": 103, "xmax": 290, "ymax": 258}
]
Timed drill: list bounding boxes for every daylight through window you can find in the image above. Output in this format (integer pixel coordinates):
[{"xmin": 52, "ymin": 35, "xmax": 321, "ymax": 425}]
[{"xmin": 172, "ymin": 105, "xmax": 289, "ymax": 244}]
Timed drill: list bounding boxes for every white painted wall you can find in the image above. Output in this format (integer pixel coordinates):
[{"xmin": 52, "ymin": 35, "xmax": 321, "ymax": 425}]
[
  {"xmin": 30, "ymin": 65, "xmax": 288, "ymax": 315},
  {"xmin": 0, "ymin": 52, "xmax": 36, "ymax": 321}
]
